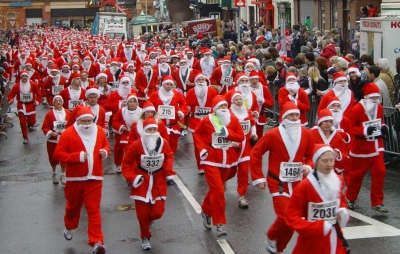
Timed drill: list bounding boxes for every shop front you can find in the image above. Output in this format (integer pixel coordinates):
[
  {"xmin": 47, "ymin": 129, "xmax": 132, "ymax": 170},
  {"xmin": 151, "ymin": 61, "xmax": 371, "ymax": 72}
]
[{"xmin": 259, "ymin": 0, "xmax": 274, "ymax": 27}]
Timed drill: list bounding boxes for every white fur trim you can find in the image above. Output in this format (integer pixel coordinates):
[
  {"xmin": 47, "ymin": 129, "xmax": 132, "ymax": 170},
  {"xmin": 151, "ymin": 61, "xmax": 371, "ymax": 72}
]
[
  {"xmin": 364, "ymin": 93, "xmax": 380, "ymax": 99},
  {"xmin": 162, "ymin": 78, "xmax": 175, "ymax": 85},
  {"xmin": 76, "ymin": 113, "xmax": 94, "ymax": 120},
  {"xmin": 132, "ymin": 175, "xmax": 144, "ymax": 188},
  {"xmin": 337, "ymin": 208, "xmax": 349, "ymax": 228},
  {"xmin": 312, "ymin": 146, "xmax": 334, "ymax": 164},
  {"xmin": 143, "ymin": 123, "xmax": 157, "ymax": 131},
  {"xmin": 317, "ymin": 116, "xmax": 334, "ymax": 125},
  {"xmin": 252, "ymin": 178, "xmax": 266, "ymax": 186},
  {"xmin": 96, "ymin": 73, "xmax": 107, "ymax": 80},
  {"xmin": 213, "ymin": 101, "xmax": 227, "ymax": 112},
  {"xmin": 231, "ymin": 92, "xmax": 243, "ymax": 103},
  {"xmin": 323, "ymin": 221, "xmax": 333, "ymax": 236},
  {"xmin": 99, "ymin": 149, "xmax": 108, "ymax": 159},
  {"xmin": 85, "ymin": 88, "xmax": 100, "ymax": 97},
  {"xmin": 79, "ymin": 151, "xmax": 85, "ymax": 163},
  {"xmin": 334, "ymin": 148, "xmax": 342, "ymax": 161},
  {"xmin": 282, "ymin": 109, "xmax": 300, "ymax": 120},
  {"xmin": 200, "ymin": 149, "xmax": 208, "ymax": 160},
  {"xmin": 142, "ymin": 106, "xmax": 156, "ymax": 113},
  {"xmin": 119, "ymin": 77, "xmax": 130, "ymax": 84},
  {"xmin": 327, "ymin": 100, "xmax": 341, "ymax": 108},
  {"xmin": 334, "ymin": 77, "xmax": 347, "ymax": 83},
  {"xmin": 178, "ymin": 111, "xmax": 184, "ymax": 119}
]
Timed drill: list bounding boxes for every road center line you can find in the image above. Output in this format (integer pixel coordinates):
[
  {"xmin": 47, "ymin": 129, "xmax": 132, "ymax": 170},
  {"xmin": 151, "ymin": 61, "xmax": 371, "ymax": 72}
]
[
  {"xmin": 217, "ymin": 239, "xmax": 235, "ymax": 254},
  {"xmin": 174, "ymin": 175, "xmax": 202, "ymax": 214}
]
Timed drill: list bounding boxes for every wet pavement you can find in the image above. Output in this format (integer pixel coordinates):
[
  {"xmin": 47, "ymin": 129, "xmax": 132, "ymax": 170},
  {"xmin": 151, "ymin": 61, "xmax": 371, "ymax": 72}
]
[{"xmin": 1, "ymin": 104, "xmax": 400, "ymax": 253}]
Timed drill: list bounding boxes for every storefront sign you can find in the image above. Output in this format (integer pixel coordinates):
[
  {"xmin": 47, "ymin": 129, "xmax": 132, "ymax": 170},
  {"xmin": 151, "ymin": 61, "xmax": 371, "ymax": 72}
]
[
  {"xmin": 9, "ymin": 2, "xmax": 32, "ymax": 7},
  {"xmin": 360, "ymin": 20, "xmax": 382, "ymax": 32},
  {"xmin": 188, "ymin": 19, "xmax": 217, "ymax": 35},
  {"xmin": 390, "ymin": 21, "xmax": 400, "ymax": 28}
]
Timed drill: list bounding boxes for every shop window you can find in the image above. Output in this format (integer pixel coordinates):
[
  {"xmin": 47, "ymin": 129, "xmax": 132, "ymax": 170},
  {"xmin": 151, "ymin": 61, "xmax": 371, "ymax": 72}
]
[
  {"xmin": 331, "ymin": 0, "xmax": 338, "ymax": 28},
  {"xmin": 7, "ymin": 13, "xmax": 16, "ymax": 19}
]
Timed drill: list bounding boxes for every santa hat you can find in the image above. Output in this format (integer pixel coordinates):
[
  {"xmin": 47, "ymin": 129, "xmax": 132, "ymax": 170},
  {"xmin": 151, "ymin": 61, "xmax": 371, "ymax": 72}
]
[
  {"xmin": 332, "ymin": 72, "xmax": 347, "ymax": 83},
  {"xmin": 19, "ymin": 70, "xmax": 29, "ymax": 77},
  {"xmin": 186, "ymin": 50, "xmax": 194, "ymax": 55},
  {"xmin": 119, "ymin": 75, "xmax": 130, "ymax": 84},
  {"xmin": 53, "ymin": 95, "xmax": 64, "ymax": 104},
  {"xmin": 111, "ymin": 58, "xmax": 119, "ymax": 64},
  {"xmin": 96, "ymin": 72, "xmax": 107, "ymax": 81},
  {"xmin": 161, "ymin": 75, "xmax": 175, "ymax": 86},
  {"xmin": 142, "ymin": 101, "xmax": 156, "ymax": 113},
  {"xmin": 126, "ymin": 93, "xmax": 138, "ymax": 102},
  {"xmin": 326, "ymin": 95, "xmax": 341, "ymax": 109},
  {"xmin": 248, "ymin": 70, "xmax": 259, "ymax": 79},
  {"xmin": 201, "ymin": 48, "xmax": 211, "ymax": 54},
  {"xmin": 143, "ymin": 57, "xmax": 151, "ymax": 64},
  {"xmin": 312, "ymin": 144, "xmax": 334, "ymax": 165},
  {"xmin": 286, "ymin": 73, "xmax": 298, "ymax": 82},
  {"xmin": 212, "ymin": 95, "xmax": 228, "ymax": 112},
  {"xmin": 347, "ymin": 64, "xmax": 361, "ymax": 77},
  {"xmin": 25, "ymin": 61, "xmax": 32, "ymax": 66},
  {"xmin": 70, "ymin": 72, "xmax": 81, "ymax": 81},
  {"xmin": 231, "ymin": 91, "xmax": 243, "ymax": 103},
  {"xmin": 244, "ymin": 61, "xmax": 255, "ymax": 68},
  {"xmin": 85, "ymin": 85, "xmax": 100, "ymax": 97},
  {"xmin": 71, "ymin": 63, "xmax": 80, "ymax": 69},
  {"xmin": 317, "ymin": 108, "xmax": 334, "ymax": 125},
  {"xmin": 76, "ymin": 106, "xmax": 94, "ymax": 121},
  {"xmin": 342, "ymin": 56, "xmax": 353, "ymax": 63},
  {"xmin": 61, "ymin": 48, "xmax": 69, "ymax": 54},
  {"xmin": 51, "ymin": 65, "xmax": 59, "ymax": 72},
  {"xmin": 80, "ymin": 70, "xmax": 88, "ymax": 77},
  {"xmin": 234, "ymin": 73, "xmax": 249, "ymax": 85},
  {"xmin": 122, "ymin": 62, "xmax": 135, "ymax": 72},
  {"xmin": 179, "ymin": 58, "xmax": 188, "ymax": 63},
  {"xmin": 143, "ymin": 117, "xmax": 158, "ymax": 132},
  {"xmin": 194, "ymin": 70, "xmax": 205, "ymax": 82},
  {"xmin": 222, "ymin": 56, "xmax": 231, "ymax": 62},
  {"xmin": 62, "ymin": 62, "xmax": 70, "ymax": 69},
  {"xmin": 281, "ymin": 101, "xmax": 300, "ymax": 120},
  {"xmin": 170, "ymin": 52, "xmax": 180, "ymax": 58},
  {"xmin": 363, "ymin": 83, "xmax": 380, "ymax": 99}
]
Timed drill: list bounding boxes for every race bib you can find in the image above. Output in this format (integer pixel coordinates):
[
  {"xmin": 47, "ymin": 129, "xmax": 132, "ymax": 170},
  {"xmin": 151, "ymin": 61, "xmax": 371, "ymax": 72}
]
[
  {"xmin": 362, "ymin": 119, "xmax": 381, "ymax": 137},
  {"xmin": 220, "ymin": 76, "xmax": 233, "ymax": 86},
  {"xmin": 53, "ymin": 121, "xmax": 67, "ymax": 133},
  {"xmin": 20, "ymin": 92, "xmax": 33, "ymax": 102},
  {"xmin": 119, "ymin": 100, "xmax": 126, "ymax": 109},
  {"xmin": 279, "ymin": 162, "xmax": 302, "ymax": 182},
  {"xmin": 240, "ymin": 120, "xmax": 250, "ymax": 135},
  {"xmin": 194, "ymin": 106, "xmax": 211, "ymax": 119},
  {"xmin": 140, "ymin": 154, "xmax": 164, "ymax": 172},
  {"xmin": 158, "ymin": 105, "xmax": 175, "ymax": 120},
  {"xmin": 68, "ymin": 100, "xmax": 83, "ymax": 111},
  {"xmin": 307, "ymin": 199, "xmax": 340, "ymax": 225},
  {"xmin": 110, "ymin": 82, "xmax": 119, "ymax": 91},
  {"xmin": 211, "ymin": 132, "xmax": 232, "ymax": 149},
  {"xmin": 52, "ymin": 85, "xmax": 64, "ymax": 95}
]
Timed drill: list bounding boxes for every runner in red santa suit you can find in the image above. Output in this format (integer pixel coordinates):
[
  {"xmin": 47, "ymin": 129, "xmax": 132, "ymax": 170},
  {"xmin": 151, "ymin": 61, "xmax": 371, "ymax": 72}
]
[
  {"xmin": 95, "ymin": 54, "xmax": 108, "ymax": 72},
  {"xmin": 103, "ymin": 58, "xmax": 122, "ymax": 92},
  {"xmin": 345, "ymin": 83, "xmax": 389, "ymax": 213},
  {"xmin": 41, "ymin": 95, "xmax": 71, "ymax": 185},
  {"xmin": 122, "ymin": 117, "xmax": 176, "ymax": 251},
  {"xmin": 318, "ymin": 72, "xmax": 356, "ymax": 118},
  {"xmin": 227, "ymin": 91, "xmax": 258, "ymax": 208},
  {"xmin": 54, "ymin": 106, "xmax": 110, "ymax": 254},
  {"xmin": 95, "ymin": 73, "xmax": 112, "ymax": 109},
  {"xmin": 285, "ymin": 144, "xmax": 350, "ymax": 254},
  {"xmin": 80, "ymin": 71, "xmax": 95, "ymax": 89},
  {"xmin": 8, "ymin": 71, "xmax": 42, "ymax": 144},
  {"xmin": 60, "ymin": 62, "xmax": 72, "ymax": 81},
  {"xmin": 121, "ymin": 62, "xmax": 137, "ymax": 91},
  {"xmin": 248, "ymin": 70, "xmax": 274, "ymax": 137},
  {"xmin": 250, "ymin": 102, "xmax": 314, "ymax": 254},
  {"xmin": 148, "ymin": 50, "xmax": 158, "ymax": 67},
  {"xmin": 135, "ymin": 57, "xmax": 159, "ymax": 108},
  {"xmin": 311, "ymin": 109, "xmax": 349, "ymax": 176},
  {"xmin": 184, "ymin": 50, "xmax": 198, "ymax": 68},
  {"xmin": 55, "ymin": 49, "xmax": 71, "ymax": 69},
  {"xmin": 278, "ymin": 73, "xmax": 310, "ymax": 125},
  {"xmin": 149, "ymin": 75, "xmax": 188, "ymax": 154},
  {"xmin": 210, "ymin": 56, "xmax": 237, "ymax": 95},
  {"xmin": 324, "ymin": 95, "xmax": 353, "ymax": 144},
  {"xmin": 194, "ymin": 95, "xmax": 245, "ymax": 237},
  {"xmin": 186, "ymin": 72, "xmax": 218, "ymax": 174},
  {"xmin": 15, "ymin": 60, "xmax": 40, "ymax": 85},
  {"xmin": 172, "ymin": 58, "xmax": 196, "ymax": 97},
  {"xmin": 99, "ymin": 43, "xmax": 116, "ymax": 59},
  {"xmin": 243, "ymin": 59, "xmax": 268, "ymax": 86},
  {"xmin": 192, "ymin": 48, "xmax": 217, "ymax": 78},
  {"xmin": 81, "ymin": 55, "xmax": 100, "ymax": 79},
  {"xmin": 163, "ymin": 42, "xmax": 175, "ymax": 59},
  {"xmin": 59, "ymin": 72, "xmax": 86, "ymax": 111},
  {"xmin": 155, "ymin": 53, "xmax": 175, "ymax": 79},
  {"xmin": 14, "ymin": 50, "xmax": 28, "ymax": 72},
  {"xmin": 135, "ymin": 46, "xmax": 148, "ymax": 70},
  {"xmin": 112, "ymin": 93, "xmax": 142, "ymax": 173}
]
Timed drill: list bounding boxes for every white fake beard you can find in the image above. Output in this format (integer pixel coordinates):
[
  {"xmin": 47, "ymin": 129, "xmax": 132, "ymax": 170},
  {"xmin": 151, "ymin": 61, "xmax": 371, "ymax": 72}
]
[
  {"xmin": 286, "ymin": 82, "xmax": 300, "ymax": 94},
  {"xmin": 282, "ymin": 119, "xmax": 301, "ymax": 141},
  {"xmin": 110, "ymin": 66, "xmax": 119, "ymax": 75},
  {"xmin": 20, "ymin": 81, "xmax": 31, "ymax": 93},
  {"xmin": 143, "ymin": 66, "xmax": 151, "ymax": 74},
  {"xmin": 159, "ymin": 86, "xmax": 173, "ymax": 103},
  {"xmin": 82, "ymin": 61, "xmax": 90, "ymax": 70},
  {"xmin": 118, "ymin": 84, "xmax": 130, "ymax": 98},
  {"xmin": 365, "ymin": 99, "xmax": 378, "ymax": 116},
  {"xmin": 203, "ymin": 55, "xmax": 211, "ymax": 62},
  {"xmin": 195, "ymin": 83, "xmax": 207, "ymax": 98},
  {"xmin": 123, "ymin": 107, "xmax": 141, "ymax": 130},
  {"xmin": 77, "ymin": 123, "xmax": 95, "ymax": 140},
  {"xmin": 238, "ymin": 84, "xmax": 250, "ymax": 95},
  {"xmin": 221, "ymin": 65, "xmax": 230, "ymax": 73},
  {"xmin": 317, "ymin": 170, "xmax": 341, "ymax": 201},
  {"xmin": 180, "ymin": 66, "xmax": 188, "ymax": 73},
  {"xmin": 333, "ymin": 84, "xmax": 348, "ymax": 97},
  {"xmin": 215, "ymin": 109, "xmax": 231, "ymax": 126},
  {"xmin": 124, "ymin": 48, "xmax": 132, "ymax": 59},
  {"xmin": 143, "ymin": 132, "xmax": 160, "ymax": 151},
  {"xmin": 244, "ymin": 69, "xmax": 252, "ymax": 76},
  {"xmin": 231, "ymin": 104, "xmax": 247, "ymax": 121},
  {"xmin": 160, "ymin": 63, "xmax": 169, "ymax": 71},
  {"xmin": 330, "ymin": 109, "xmax": 343, "ymax": 128},
  {"xmin": 41, "ymin": 60, "xmax": 48, "ymax": 66}
]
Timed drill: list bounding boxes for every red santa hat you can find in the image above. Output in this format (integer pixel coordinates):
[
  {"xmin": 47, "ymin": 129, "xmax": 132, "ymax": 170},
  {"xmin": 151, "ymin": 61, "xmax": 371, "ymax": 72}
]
[
  {"xmin": 186, "ymin": 50, "xmax": 194, "ymax": 55},
  {"xmin": 244, "ymin": 60, "xmax": 255, "ymax": 69},
  {"xmin": 212, "ymin": 95, "xmax": 228, "ymax": 112},
  {"xmin": 201, "ymin": 48, "xmax": 211, "ymax": 55},
  {"xmin": 126, "ymin": 93, "xmax": 138, "ymax": 102},
  {"xmin": 231, "ymin": 91, "xmax": 243, "ymax": 103},
  {"xmin": 143, "ymin": 117, "xmax": 158, "ymax": 131},
  {"xmin": 332, "ymin": 72, "xmax": 347, "ymax": 83},
  {"xmin": 52, "ymin": 95, "xmax": 64, "ymax": 104},
  {"xmin": 285, "ymin": 73, "xmax": 298, "ymax": 83},
  {"xmin": 51, "ymin": 65, "xmax": 59, "ymax": 72},
  {"xmin": 317, "ymin": 108, "xmax": 334, "ymax": 125},
  {"xmin": 61, "ymin": 48, "xmax": 69, "ymax": 54},
  {"xmin": 222, "ymin": 56, "xmax": 231, "ymax": 62},
  {"xmin": 193, "ymin": 70, "xmax": 205, "ymax": 82},
  {"xmin": 170, "ymin": 52, "xmax": 180, "ymax": 59},
  {"xmin": 119, "ymin": 75, "xmax": 130, "ymax": 84},
  {"xmin": 281, "ymin": 101, "xmax": 300, "ymax": 120},
  {"xmin": 111, "ymin": 58, "xmax": 119, "ymax": 64},
  {"xmin": 76, "ymin": 105, "xmax": 94, "ymax": 121},
  {"xmin": 61, "ymin": 62, "xmax": 70, "ymax": 69},
  {"xmin": 347, "ymin": 64, "xmax": 361, "ymax": 77},
  {"xmin": 96, "ymin": 72, "xmax": 107, "ymax": 81},
  {"xmin": 19, "ymin": 70, "xmax": 29, "ymax": 77},
  {"xmin": 363, "ymin": 83, "xmax": 380, "ymax": 99},
  {"xmin": 312, "ymin": 144, "xmax": 334, "ymax": 165},
  {"xmin": 25, "ymin": 60, "xmax": 32, "ymax": 66},
  {"xmin": 161, "ymin": 75, "xmax": 175, "ymax": 86},
  {"xmin": 234, "ymin": 73, "xmax": 249, "ymax": 85},
  {"xmin": 70, "ymin": 72, "xmax": 81, "ymax": 81},
  {"xmin": 143, "ymin": 57, "xmax": 151, "ymax": 64},
  {"xmin": 326, "ymin": 95, "xmax": 341, "ymax": 109},
  {"xmin": 85, "ymin": 85, "xmax": 100, "ymax": 97},
  {"xmin": 122, "ymin": 62, "xmax": 135, "ymax": 72},
  {"xmin": 248, "ymin": 70, "xmax": 259, "ymax": 79},
  {"xmin": 71, "ymin": 63, "xmax": 80, "ymax": 69},
  {"xmin": 142, "ymin": 101, "xmax": 156, "ymax": 113}
]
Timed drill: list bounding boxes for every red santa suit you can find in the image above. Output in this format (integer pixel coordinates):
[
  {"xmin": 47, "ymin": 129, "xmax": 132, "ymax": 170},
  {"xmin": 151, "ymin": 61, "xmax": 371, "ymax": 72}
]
[
  {"xmin": 121, "ymin": 62, "xmax": 137, "ymax": 91},
  {"xmin": 41, "ymin": 97, "xmax": 71, "ymax": 167},
  {"xmin": 210, "ymin": 61, "xmax": 237, "ymax": 95},
  {"xmin": 99, "ymin": 46, "xmax": 116, "ymax": 59},
  {"xmin": 250, "ymin": 102, "xmax": 314, "ymax": 253},
  {"xmin": 135, "ymin": 62, "xmax": 159, "ymax": 107},
  {"xmin": 184, "ymin": 51, "xmax": 198, "ymax": 68},
  {"xmin": 81, "ymin": 62, "xmax": 100, "ymax": 79},
  {"xmin": 119, "ymin": 43, "xmax": 136, "ymax": 63},
  {"xmin": 104, "ymin": 78, "xmax": 136, "ymax": 118},
  {"xmin": 59, "ymin": 79, "xmax": 86, "ymax": 111},
  {"xmin": 193, "ymin": 95, "xmax": 245, "ymax": 226},
  {"xmin": 285, "ymin": 146, "xmax": 350, "ymax": 254},
  {"xmin": 278, "ymin": 82, "xmax": 310, "ymax": 125},
  {"xmin": 44, "ymin": 72, "xmax": 70, "ymax": 106},
  {"xmin": 224, "ymin": 75, "xmax": 260, "ymax": 114},
  {"xmin": 149, "ymin": 77, "xmax": 188, "ymax": 153},
  {"xmin": 155, "ymin": 62, "xmax": 175, "ymax": 78},
  {"xmin": 112, "ymin": 94, "xmax": 142, "ymax": 168},
  {"xmin": 53, "ymin": 106, "xmax": 110, "ymax": 248},
  {"xmin": 171, "ymin": 65, "xmax": 196, "ymax": 96},
  {"xmin": 346, "ymin": 84, "xmax": 387, "ymax": 208},
  {"xmin": 103, "ymin": 64, "xmax": 122, "ymax": 92},
  {"xmin": 122, "ymin": 117, "xmax": 176, "ymax": 240},
  {"xmin": 8, "ymin": 74, "xmax": 42, "ymax": 140}
]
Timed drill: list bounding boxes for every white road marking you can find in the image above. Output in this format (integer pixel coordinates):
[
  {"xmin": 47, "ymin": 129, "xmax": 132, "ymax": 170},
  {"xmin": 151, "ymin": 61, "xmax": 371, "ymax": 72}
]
[
  {"xmin": 343, "ymin": 210, "xmax": 400, "ymax": 239},
  {"xmin": 217, "ymin": 239, "xmax": 235, "ymax": 254},
  {"xmin": 173, "ymin": 175, "xmax": 202, "ymax": 214}
]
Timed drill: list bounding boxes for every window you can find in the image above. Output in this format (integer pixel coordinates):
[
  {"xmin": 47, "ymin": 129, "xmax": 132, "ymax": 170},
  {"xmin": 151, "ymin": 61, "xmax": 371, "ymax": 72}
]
[{"xmin": 207, "ymin": 0, "xmax": 219, "ymax": 4}]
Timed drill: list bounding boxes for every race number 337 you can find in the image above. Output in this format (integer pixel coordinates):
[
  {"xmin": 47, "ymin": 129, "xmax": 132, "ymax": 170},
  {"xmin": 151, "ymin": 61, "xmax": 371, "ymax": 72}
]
[
  {"xmin": 279, "ymin": 162, "xmax": 302, "ymax": 182},
  {"xmin": 158, "ymin": 105, "xmax": 175, "ymax": 120},
  {"xmin": 307, "ymin": 199, "xmax": 340, "ymax": 224}
]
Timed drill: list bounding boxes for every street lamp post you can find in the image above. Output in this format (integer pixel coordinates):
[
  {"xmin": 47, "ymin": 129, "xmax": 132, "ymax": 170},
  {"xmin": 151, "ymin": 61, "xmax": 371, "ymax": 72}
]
[
  {"xmin": 145, "ymin": 0, "xmax": 148, "ymax": 33},
  {"xmin": 278, "ymin": 3, "xmax": 286, "ymax": 56}
]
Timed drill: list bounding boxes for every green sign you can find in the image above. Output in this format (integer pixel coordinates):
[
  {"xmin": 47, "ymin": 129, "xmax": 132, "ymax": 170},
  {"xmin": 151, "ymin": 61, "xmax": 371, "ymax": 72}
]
[
  {"xmin": 219, "ymin": 0, "xmax": 231, "ymax": 8},
  {"xmin": 131, "ymin": 13, "xmax": 159, "ymax": 25}
]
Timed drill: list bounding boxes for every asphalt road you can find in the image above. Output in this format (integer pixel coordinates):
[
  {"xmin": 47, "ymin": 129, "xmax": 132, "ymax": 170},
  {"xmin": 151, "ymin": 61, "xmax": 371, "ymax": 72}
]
[{"xmin": 1, "ymin": 104, "xmax": 400, "ymax": 254}]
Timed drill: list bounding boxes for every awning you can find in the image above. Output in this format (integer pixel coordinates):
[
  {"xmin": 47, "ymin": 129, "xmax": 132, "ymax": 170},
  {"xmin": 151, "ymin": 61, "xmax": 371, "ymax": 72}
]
[{"xmin": 131, "ymin": 13, "xmax": 158, "ymax": 25}]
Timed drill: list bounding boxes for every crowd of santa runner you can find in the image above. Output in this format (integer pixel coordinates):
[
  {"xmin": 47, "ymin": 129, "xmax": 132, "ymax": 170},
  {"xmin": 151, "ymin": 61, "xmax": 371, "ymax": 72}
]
[{"xmin": 1, "ymin": 22, "xmax": 400, "ymax": 254}]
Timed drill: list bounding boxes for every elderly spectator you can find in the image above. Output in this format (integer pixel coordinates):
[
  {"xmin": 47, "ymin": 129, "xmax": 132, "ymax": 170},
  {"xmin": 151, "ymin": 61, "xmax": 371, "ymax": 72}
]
[{"xmin": 376, "ymin": 58, "xmax": 396, "ymax": 105}]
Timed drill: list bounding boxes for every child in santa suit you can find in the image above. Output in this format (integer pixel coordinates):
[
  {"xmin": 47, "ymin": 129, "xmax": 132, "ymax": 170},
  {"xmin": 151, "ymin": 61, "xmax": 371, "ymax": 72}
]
[
  {"xmin": 112, "ymin": 93, "xmax": 142, "ymax": 173},
  {"xmin": 121, "ymin": 117, "xmax": 176, "ymax": 250},
  {"xmin": 227, "ymin": 91, "xmax": 258, "ymax": 208},
  {"xmin": 285, "ymin": 144, "xmax": 350, "ymax": 254},
  {"xmin": 54, "ymin": 106, "xmax": 110, "ymax": 254},
  {"xmin": 7, "ymin": 70, "xmax": 42, "ymax": 144},
  {"xmin": 41, "ymin": 95, "xmax": 71, "ymax": 185}
]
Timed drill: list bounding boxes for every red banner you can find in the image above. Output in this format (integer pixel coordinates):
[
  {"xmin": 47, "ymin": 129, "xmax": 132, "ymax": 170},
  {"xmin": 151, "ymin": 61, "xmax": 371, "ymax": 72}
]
[
  {"xmin": 235, "ymin": 0, "xmax": 246, "ymax": 7},
  {"xmin": 187, "ymin": 19, "xmax": 218, "ymax": 36}
]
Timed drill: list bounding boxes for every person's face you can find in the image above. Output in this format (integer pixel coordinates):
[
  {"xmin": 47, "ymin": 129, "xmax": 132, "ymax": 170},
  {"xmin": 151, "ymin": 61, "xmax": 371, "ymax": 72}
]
[
  {"xmin": 20, "ymin": 54, "xmax": 26, "ymax": 59},
  {"xmin": 165, "ymin": 45, "xmax": 170, "ymax": 50},
  {"xmin": 21, "ymin": 75, "xmax": 28, "ymax": 83},
  {"xmin": 72, "ymin": 66, "xmax": 79, "ymax": 72},
  {"xmin": 349, "ymin": 71, "xmax": 359, "ymax": 81},
  {"xmin": 73, "ymin": 77, "xmax": 81, "ymax": 85},
  {"xmin": 81, "ymin": 74, "xmax": 88, "ymax": 81},
  {"xmin": 53, "ymin": 98, "xmax": 63, "ymax": 109},
  {"xmin": 77, "ymin": 117, "xmax": 94, "ymax": 126},
  {"xmin": 87, "ymin": 93, "xmax": 98, "ymax": 106},
  {"xmin": 245, "ymin": 65, "xmax": 254, "ymax": 72},
  {"xmin": 275, "ymin": 64, "xmax": 281, "ymax": 71},
  {"xmin": 159, "ymin": 56, "xmax": 167, "ymax": 63},
  {"xmin": 335, "ymin": 80, "xmax": 347, "ymax": 87},
  {"xmin": 316, "ymin": 151, "xmax": 335, "ymax": 175},
  {"xmin": 121, "ymin": 80, "xmax": 130, "ymax": 87},
  {"xmin": 145, "ymin": 127, "xmax": 158, "ymax": 134},
  {"xmin": 179, "ymin": 61, "xmax": 188, "ymax": 68},
  {"xmin": 187, "ymin": 53, "xmax": 193, "ymax": 59},
  {"xmin": 329, "ymin": 103, "xmax": 341, "ymax": 112},
  {"xmin": 127, "ymin": 65, "xmax": 135, "ymax": 72},
  {"xmin": 249, "ymin": 78, "xmax": 259, "ymax": 86},
  {"xmin": 233, "ymin": 95, "xmax": 243, "ymax": 107},
  {"xmin": 144, "ymin": 110, "xmax": 155, "ymax": 118},
  {"xmin": 98, "ymin": 77, "xmax": 106, "ymax": 84},
  {"xmin": 171, "ymin": 57, "xmax": 179, "ymax": 63},
  {"xmin": 62, "ymin": 67, "xmax": 69, "ymax": 72},
  {"xmin": 163, "ymin": 82, "xmax": 174, "ymax": 92},
  {"xmin": 287, "ymin": 77, "xmax": 297, "ymax": 83},
  {"xmin": 285, "ymin": 112, "xmax": 300, "ymax": 121},
  {"xmin": 127, "ymin": 98, "xmax": 138, "ymax": 109},
  {"xmin": 238, "ymin": 77, "xmax": 249, "ymax": 85},
  {"xmin": 217, "ymin": 103, "xmax": 228, "ymax": 110},
  {"xmin": 305, "ymin": 58, "xmax": 311, "ymax": 65},
  {"xmin": 320, "ymin": 120, "xmax": 333, "ymax": 133},
  {"xmin": 369, "ymin": 95, "xmax": 381, "ymax": 103},
  {"xmin": 143, "ymin": 62, "xmax": 151, "ymax": 68},
  {"xmin": 25, "ymin": 64, "xmax": 32, "ymax": 71}
]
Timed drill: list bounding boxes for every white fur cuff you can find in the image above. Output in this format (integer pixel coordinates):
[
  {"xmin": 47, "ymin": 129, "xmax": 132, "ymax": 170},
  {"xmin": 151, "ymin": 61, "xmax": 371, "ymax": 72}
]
[
  {"xmin": 79, "ymin": 151, "xmax": 85, "ymax": 163},
  {"xmin": 337, "ymin": 208, "xmax": 350, "ymax": 228},
  {"xmin": 132, "ymin": 175, "xmax": 144, "ymax": 188},
  {"xmin": 100, "ymin": 149, "xmax": 108, "ymax": 159},
  {"xmin": 323, "ymin": 221, "xmax": 332, "ymax": 236},
  {"xmin": 200, "ymin": 149, "xmax": 208, "ymax": 160}
]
